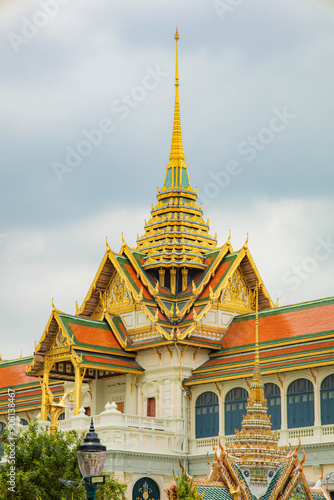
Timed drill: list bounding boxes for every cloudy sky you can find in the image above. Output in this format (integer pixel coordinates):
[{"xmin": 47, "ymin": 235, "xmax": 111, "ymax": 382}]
[{"xmin": 1, "ymin": 0, "xmax": 334, "ymax": 359}]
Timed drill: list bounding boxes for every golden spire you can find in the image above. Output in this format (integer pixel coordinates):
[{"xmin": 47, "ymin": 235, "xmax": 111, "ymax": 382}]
[
  {"xmin": 136, "ymin": 30, "xmax": 218, "ymax": 270},
  {"xmin": 169, "ymin": 27, "xmax": 185, "ymax": 164},
  {"xmin": 225, "ymin": 284, "xmax": 287, "ymax": 483}
]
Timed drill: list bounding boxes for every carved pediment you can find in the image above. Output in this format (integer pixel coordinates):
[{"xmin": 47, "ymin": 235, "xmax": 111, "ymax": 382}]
[
  {"xmin": 49, "ymin": 327, "xmax": 74, "ymax": 351},
  {"xmin": 221, "ymin": 268, "xmax": 255, "ymax": 311},
  {"xmin": 92, "ymin": 272, "xmax": 134, "ymax": 318}
]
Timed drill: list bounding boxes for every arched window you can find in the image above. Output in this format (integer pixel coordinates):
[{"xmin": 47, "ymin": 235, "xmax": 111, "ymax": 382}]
[
  {"xmin": 59, "ymin": 413, "xmax": 65, "ymax": 421},
  {"xmin": 20, "ymin": 418, "xmax": 29, "ymax": 426},
  {"xmin": 321, "ymin": 374, "xmax": 334, "ymax": 425},
  {"xmin": 264, "ymin": 383, "xmax": 281, "ymax": 430},
  {"xmin": 195, "ymin": 391, "xmax": 219, "ymax": 438},
  {"xmin": 287, "ymin": 378, "xmax": 314, "ymax": 428},
  {"xmin": 133, "ymin": 477, "xmax": 160, "ymax": 500},
  {"xmin": 225, "ymin": 388, "xmax": 248, "ymax": 435}
]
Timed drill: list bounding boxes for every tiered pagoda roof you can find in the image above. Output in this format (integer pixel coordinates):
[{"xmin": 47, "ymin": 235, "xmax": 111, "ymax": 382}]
[
  {"xmin": 136, "ymin": 28, "xmax": 217, "ymax": 271},
  {"xmin": 225, "ymin": 288, "xmax": 286, "ymax": 495}
]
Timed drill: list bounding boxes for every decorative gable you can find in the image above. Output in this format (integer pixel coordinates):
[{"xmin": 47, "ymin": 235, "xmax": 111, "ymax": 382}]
[
  {"xmin": 289, "ymin": 481, "xmax": 308, "ymax": 500},
  {"xmin": 92, "ymin": 271, "xmax": 134, "ymax": 319},
  {"xmin": 50, "ymin": 327, "xmax": 74, "ymax": 351},
  {"xmin": 220, "ymin": 268, "xmax": 255, "ymax": 313}
]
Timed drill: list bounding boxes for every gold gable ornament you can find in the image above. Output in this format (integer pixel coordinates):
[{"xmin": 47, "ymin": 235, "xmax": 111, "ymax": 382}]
[{"xmin": 221, "ymin": 269, "xmax": 252, "ymax": 309}]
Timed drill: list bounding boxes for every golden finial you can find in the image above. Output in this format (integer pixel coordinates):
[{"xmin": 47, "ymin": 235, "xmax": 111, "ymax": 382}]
[
  {"xmin": 244, "ymin": 233, "xmax": 249, "ymax": 249},
  {"xmin": 106, "ymin": 236, "xmax": 111, "ymax": 252},
  {"xmin": 227, "ymin": 229, "xmax": 231, "ymax": 244},
  {"xmin": 19, "ymin": 349, "xmax": 22, "ymax": 358},
  {"xmin": 175, "ymin": 27, "xmax": 179, "ymax": 86},
  {"xmin": 298, "ymin": 449, "xmax": 306, "ymax": 472},
  {"xmin": 168, "ymin": 27, "xmax": 186, "ymax": 174},
  {"xmin": 51, "ymin": 298, "xmax": 61, "ymax": 313},
  {"xmin": 34, "ymin": 341, "xmax": 37, "ymax": 351},
  {"xmin": 0, "ymin": 353, "xmax": 2, "ymax": 362},
  {"xmin": 121, "ymin": 232, "xmax": 125, "ymax": 245}
]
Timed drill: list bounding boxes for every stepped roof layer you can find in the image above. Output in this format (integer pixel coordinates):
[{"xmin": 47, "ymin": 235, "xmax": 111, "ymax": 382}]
[
  {"xmin": 74, "ymin": 239, "xmax": 273, "ymax": 348},
  {"xmin": 184, "ymin": 297, "xmax": 334, "ymax": 386},
  {"xmin": 135, "ymin": 28, "xmax": 217, "ymax": 270},
  {"xmin": 0, "ymin": 357, "xmax": 63, "ymax": 415},
  {"xmin": 27, "ymin": 310, "xmax": 144, "ymax": 378}
]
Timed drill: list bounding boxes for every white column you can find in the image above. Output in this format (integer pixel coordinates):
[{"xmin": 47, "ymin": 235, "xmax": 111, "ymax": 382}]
[
  {"xmin": 137, "ymin": 383, "xmax": 142, "ymax": 416},
  {"xmin": 281, "ymin": 376, "xmax": 287, "ymax": 430},
  {"xmin": 158, "ymin": 380, "xmax": 164, "ymax": 418},
  {"xmin": 313, "ymin": 371, "xmax": 321, "ymax": 440},
  {"xmin": 219, "ymin": 384, "xmax": 224, "ymax": 437},
  {"xmin": 170, "ymin": 379, "xmax": 175, "ymax": 417},
  {"xmin": 314, "ymin": 373, "xmax": 320, "ymax": 426},
  {"xmin": 278, "ymin": 375, "xmax": 288, "ymax": 446},
  {"xmin": 125, "ymin": 374, "xmax": 137, "ymax": 414},
  {"xmin": 90, "ymin": 379, "xmax": 97, "ymax": 415}
]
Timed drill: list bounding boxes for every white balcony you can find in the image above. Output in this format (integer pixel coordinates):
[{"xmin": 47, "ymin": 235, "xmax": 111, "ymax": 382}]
[{"xmin": 58, "ymin": 403, "xmax": 185, "ymax": 455}]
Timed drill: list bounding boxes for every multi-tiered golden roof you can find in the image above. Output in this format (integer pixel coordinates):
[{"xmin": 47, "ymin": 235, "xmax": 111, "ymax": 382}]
[
  {"xmin": 225, "ymin": 288, "xmax": 286, "ymax": 485},
  {"xmin": 136, "ymin": 29, "xmax": 217, "ymax": 272}
]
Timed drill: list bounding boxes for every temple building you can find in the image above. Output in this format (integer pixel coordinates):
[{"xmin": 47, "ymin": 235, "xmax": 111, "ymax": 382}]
[{"xmin": 1, "ymin": 30, "xmax": 334, "ymax": 500}]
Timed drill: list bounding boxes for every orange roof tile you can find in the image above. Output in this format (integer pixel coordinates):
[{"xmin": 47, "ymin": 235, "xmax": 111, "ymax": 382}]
[
  {"xmin": 222, "ymin": 303, "xmax": 334, "ymax": 349},
  {"xmin": 0, "ymin": 363, "xmax": 37, "ymax": 389},
  {"xmin": 68, "ymin": 323, "xmax": 122, "ymax": 349}
]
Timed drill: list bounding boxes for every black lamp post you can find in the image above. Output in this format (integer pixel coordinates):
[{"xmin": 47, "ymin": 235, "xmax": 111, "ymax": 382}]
[{"xmin": 77, "ymin": 418, "xmax": 106, "ymax": 500}]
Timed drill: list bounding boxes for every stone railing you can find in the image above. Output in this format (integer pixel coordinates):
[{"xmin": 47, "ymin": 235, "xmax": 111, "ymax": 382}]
[
  {"xmin": 58, "ymin": 402, "xmax": 185, "ymax": 454},
  {"xmin": 189, "ymin": 424, "xmax": 334, "ymax": 455}
]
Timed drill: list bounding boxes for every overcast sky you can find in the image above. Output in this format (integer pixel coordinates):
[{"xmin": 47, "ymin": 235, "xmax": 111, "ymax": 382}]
[{"xmin": 1, "ymin": 0, "xmax": 334, "ymax": 359}]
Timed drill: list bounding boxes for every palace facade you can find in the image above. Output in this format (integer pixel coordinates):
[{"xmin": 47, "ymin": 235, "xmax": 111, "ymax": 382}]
[{"xmin": 1, "ymin": 30, "xmax": 334, "ymax": 500}]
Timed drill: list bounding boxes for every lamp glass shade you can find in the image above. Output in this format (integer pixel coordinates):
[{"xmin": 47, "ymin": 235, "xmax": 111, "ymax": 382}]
[
  {"xmin": 77, "ymin": 418, "xmax": 106, "ymax": 478},
  {"xmin": 68, "ymin": 398, "xmax": 75, "ymax": 411},
  {"xmin": 77, "ymin": 450, "xmax": 106, "ymax": 477}
]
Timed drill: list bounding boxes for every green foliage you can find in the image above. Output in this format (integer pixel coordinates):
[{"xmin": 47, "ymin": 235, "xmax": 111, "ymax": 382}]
[
  {"xmin": 166, "ymin": 466, "xmax": 204, "ymax": 500},
  {"xmin": 0, "ymin": 420, "xmax": 127, "ymax": 500}
]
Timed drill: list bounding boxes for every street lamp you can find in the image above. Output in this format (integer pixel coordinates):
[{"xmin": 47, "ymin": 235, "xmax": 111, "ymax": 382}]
[{"xmin": 77, "ymin": 419, "xmax": 106, "ymax": 500}]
